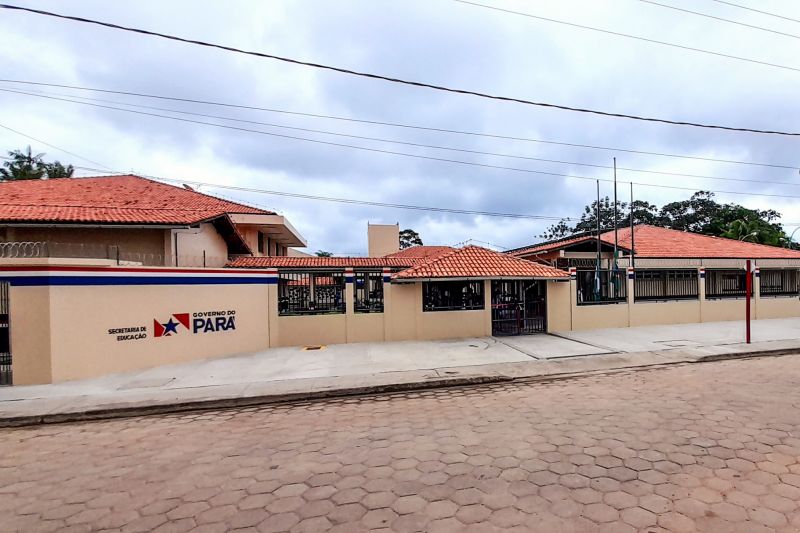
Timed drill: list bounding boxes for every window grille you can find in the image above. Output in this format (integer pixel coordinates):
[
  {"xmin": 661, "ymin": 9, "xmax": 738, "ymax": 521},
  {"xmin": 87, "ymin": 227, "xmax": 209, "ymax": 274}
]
[
  {"xmin": 354, "ymin": 271, "xmax": 384, "ymax": 313},
  {"xmin": 423, "ymin": 281, "xmax": 484, "ymax": 312},
  {"xmin": 634, "ymin": 270, "xmax": 699, "ymax": 301},
  {"xmin": 576, "ymin": 270, "xmax": 627, "ymax": 305},
  {"xmin": 705, "ymin": 269, "xmax": 748, "ymax": 299},
  {"xmin": 278, "ymin": 271, "xmax": 345, "ymax": 315},
  {"xmin": 759, "ymin": 269, "xmax": 799, "ymax": 297}
]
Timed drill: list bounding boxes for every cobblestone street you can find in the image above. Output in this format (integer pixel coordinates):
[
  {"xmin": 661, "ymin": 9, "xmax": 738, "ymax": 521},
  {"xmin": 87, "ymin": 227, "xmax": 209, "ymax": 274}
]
[{"xmin": 3, "ymin": 356, "xmax": 800, "ymax": 532}]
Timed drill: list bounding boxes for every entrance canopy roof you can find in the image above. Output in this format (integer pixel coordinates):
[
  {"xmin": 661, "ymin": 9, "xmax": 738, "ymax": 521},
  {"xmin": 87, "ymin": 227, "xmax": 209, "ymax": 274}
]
[
  {"xmin": 392, "ymin": 246, "xmax": 569, "ymax": 282},
  {"xmin": 228, "ymin": 245, "xmax": 569, "ymax": 281}
]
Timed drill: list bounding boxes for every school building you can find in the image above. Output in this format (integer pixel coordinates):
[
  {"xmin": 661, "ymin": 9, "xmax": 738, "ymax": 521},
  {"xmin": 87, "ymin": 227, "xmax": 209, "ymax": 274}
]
[{"xmin": 1, "ymin": 175, "xmax": 800, "ymax": 385}]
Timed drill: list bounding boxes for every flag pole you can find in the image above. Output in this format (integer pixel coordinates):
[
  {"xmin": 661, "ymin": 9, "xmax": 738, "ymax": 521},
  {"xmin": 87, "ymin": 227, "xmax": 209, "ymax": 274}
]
[
  {"xmin": 630, "ymin": 181, "xmax": 636, "ymax": 270},
  {"xmin": 613, "ymin": 157, "xmax": 618, "ymax": 267}
]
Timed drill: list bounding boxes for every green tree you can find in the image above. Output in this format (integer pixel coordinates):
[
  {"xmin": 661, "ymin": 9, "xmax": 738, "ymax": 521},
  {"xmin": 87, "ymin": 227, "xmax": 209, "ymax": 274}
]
[
  {"xmin": 540, "ymin": 198, "xmax": 660, "ymax": 239},
  {"xmin": 0, "ymin": 147, "xmax": 75, "ymax": 181},
  {"xmin": 315, "ymin": 250, "xmax": 333, "ymax": 257},
  {"xmin": 721, "ymin": 218, "xmax": 787, "ymax": 246},
  {"xmin": 43, "ymin": 161, "xmax": 75, "ymax": 179},
  {"xmin": 538, "ymin": 190, "xmax": 790, "ymax": 246},
  {"xmin": 0, "ymin": 146, "xmax": 46, "ymax": 181},
  {"xmin": 399, "ymin": 228, "xmax": 423, "ymax": 249}
]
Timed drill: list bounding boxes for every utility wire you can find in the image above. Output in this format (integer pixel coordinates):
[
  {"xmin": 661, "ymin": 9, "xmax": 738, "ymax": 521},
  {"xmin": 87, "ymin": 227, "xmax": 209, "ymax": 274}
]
[
  {"xmin": 5, "ymin": 156, "xmax": 800, "ymax": 226},
  {"xmin": 707, "ymin": 0, "xmax": 800, "ymax": 25},
  {"xmin": 5, "ymin": 87, "xmax": 800, "ymax": 200},
  {"xmin": 7, "ymin": 87, "xmax": 800, "ymax": 188},
  {"xmin": 2, "ymin": 79, "xmax": 797, "ymax": 170},
  {"xmin": 638, "ymin": 0, "xmax": 800, "ymax": 40},
  {"xmin": 0, "ymin": 122, "xmax": 113, "ymax": 170},
  {"xmin": 1, "ymin": 4, "xmax": 800, "ymax": 137},
  {"xmin": 0, "ymin": 155, "xmax": 574, "ymax": 221},
  {"xmin": 454, "ymin": 0, "xmax": 800, "ymax": 79}
]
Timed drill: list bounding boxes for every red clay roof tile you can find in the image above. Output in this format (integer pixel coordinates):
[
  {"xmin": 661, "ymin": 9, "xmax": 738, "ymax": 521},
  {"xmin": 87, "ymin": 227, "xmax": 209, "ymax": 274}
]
[
  {"xmin": 0, "ymin": 174, "xmax": 272, "ymax": 225},
  {"xmin": 393, "ymin": 245, "xmax": 569, "ymax": 280},
  {"xmin": 385, "ymin": 246, "xmax": 454, "ymax": 259},
  {"xmin": 227, "ymin": 256, "xmax": 417, "ymax": 268},
  {"xmin": 510, "ymin": 225, "xmax": 800, "ymax": 260}
]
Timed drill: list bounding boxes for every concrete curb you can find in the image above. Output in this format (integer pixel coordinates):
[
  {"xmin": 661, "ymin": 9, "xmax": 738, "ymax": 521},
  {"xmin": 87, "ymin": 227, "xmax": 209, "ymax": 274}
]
[
  {"xmin": 0, "ymin": 374, "xmax": 513, "ymax": 428},
  {"xmin": 1, "ymin": 347, "xmax": 796, "ymax": 429}
]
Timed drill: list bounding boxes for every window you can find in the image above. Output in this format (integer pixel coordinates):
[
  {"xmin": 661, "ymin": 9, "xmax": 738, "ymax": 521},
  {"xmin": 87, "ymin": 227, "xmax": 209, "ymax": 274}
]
[
  {"xmin": 634, "ymin": 269, "xmax": 699, "ymax": 302},
  {"xmin": 354, "ymin": 271, "xmax": 384, "ymax": 313},
  {"xmin": 576, "ymin": 270, "xmax": 626, "ymax": 305},
  {"xmin": 258, "ymin": 233, "xmax": 266, "ymax": 255},
  {"xmin": 278, "ymin": 271, "xmax": 345, "ymax": 315},
  {"xmin": 760, "ymin": 269, "xmax": 799, "ymax": 297},
  {"xmin": 705, "ymin": 269, "xmax": 747, "ymax": 299},
  {"xmin": 423, "ymin": 281, "xmax": 484, "ymax": 312}
]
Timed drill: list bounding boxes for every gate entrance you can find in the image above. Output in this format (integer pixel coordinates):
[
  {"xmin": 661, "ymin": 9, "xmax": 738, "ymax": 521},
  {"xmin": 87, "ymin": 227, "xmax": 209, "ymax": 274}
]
[
  {"xmin": 491, "ymin": 280, "xmax": 546, "ymax": 336},
  {"xmin": 0, "ymin": 282, "xmax": 9, "ymax": 385}
]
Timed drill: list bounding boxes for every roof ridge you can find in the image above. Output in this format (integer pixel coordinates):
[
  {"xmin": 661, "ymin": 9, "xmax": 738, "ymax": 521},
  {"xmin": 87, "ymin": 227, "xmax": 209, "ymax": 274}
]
[{"xmin": 396, "ymin": 245, "xmax": 466, "ymax": 276}]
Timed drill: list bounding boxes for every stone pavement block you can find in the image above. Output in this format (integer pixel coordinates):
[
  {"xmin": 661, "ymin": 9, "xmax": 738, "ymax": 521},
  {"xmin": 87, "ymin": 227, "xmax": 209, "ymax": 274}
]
[{"xmin": 4, "ymin": 356, "xmax": 800, "ymax": 532}]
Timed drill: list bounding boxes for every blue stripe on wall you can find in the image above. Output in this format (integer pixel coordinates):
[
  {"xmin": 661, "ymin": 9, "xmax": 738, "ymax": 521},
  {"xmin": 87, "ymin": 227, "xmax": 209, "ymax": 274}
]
[{"xmin": 0, "ymin": 276, "xmax": 278, "ymax": 287}]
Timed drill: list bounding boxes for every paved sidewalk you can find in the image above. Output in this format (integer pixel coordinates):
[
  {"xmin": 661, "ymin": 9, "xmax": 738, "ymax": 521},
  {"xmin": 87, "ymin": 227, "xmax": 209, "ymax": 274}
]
[{"xmin": 1, "ymin": 318, "xmax": 800, "ymax": 426}]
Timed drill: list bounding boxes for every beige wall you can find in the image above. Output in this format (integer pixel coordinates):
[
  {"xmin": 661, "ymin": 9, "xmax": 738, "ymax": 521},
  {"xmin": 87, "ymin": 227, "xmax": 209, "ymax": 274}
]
[
  {"xmin": 571, "ymin": 302, "xmax": 629, "ymax": 330},
  {"xmin": 368, "ymin": 224, "xmax": 400, "ymax": 257},
  {"xmin": 630, "ymin": 300, "xmax": 702, "ymax": 327},
  {"xmin": 170, "ymin": 223, "xmax": 230, "ymax": 267},
  {"xmin": 385, "ymin": 283, "xmax": 419, "ymax": 341},
  {"xmin": 10, "ymin": 259, "xmax": 800, "ymax": 385},
  {"xmin": 46, "ymin": 284, "xmax": 270, "ymax": 383},
  {"xmin": 756, "ymin": 296, "xmax": 800, "ymax": 319},
  {"xmin": 546, "ymin": 281, "xmax": 572, "ymax": 332},
  {"xmin": 274, "ymin": 314, "xmax": 348, "ymax": 347},
  {"xmin": 701, "ymin": 298, "xmax": 747, "ymax": 323},
  {"xmin": 9, "ymin": 286, "xmax": 52, "ymax": 385},
  {"xmin": 346, "ymin": 313, "xmax": 386, "ymax": 344},
  {"xmin": 6, "ymin": 226, "xmax": 168, "ymax": 265}
]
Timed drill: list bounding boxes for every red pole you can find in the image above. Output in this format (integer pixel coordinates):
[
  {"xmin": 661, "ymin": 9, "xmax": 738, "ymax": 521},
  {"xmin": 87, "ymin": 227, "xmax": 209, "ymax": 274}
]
[{"xmin": 746, "ymin": 259, "xmax": 751, "ymax": 344}]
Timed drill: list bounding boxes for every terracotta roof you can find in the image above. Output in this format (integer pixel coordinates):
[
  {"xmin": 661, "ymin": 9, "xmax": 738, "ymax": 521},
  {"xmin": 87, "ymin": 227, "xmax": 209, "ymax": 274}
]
[
  {"xmin": 385, "ymin": 246, "xmax": 454, "ymax": 259},
  {"xmin": 508, "ymin": 233, "xmax": 603, "ymax": 257},
  {"xmin": 393, "ymin": 246, "xmax": 569, "ymax": 280},
  {"xmin": 608, "ymin": 225, "xmax": 800, "ymax": 259},
  {"xmin": 510, "ymin": 225, "xmax": 800, "ymax": 259},
  {"xmin": 227, "ymin": 256, "xmax": 417, "ymax": 268},
  {"xmin": 0, "ymin": 174, "xmax": 273, "ymax": 225}
]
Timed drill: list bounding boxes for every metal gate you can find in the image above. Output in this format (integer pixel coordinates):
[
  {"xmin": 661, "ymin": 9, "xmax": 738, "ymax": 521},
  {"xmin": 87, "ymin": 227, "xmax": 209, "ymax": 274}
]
[
  {"xmin": 0, "ymin": 282, "xmax": 9, "ymax": 385},
  {"xmin": 491, "ymin": 280, "xmax": 546, "ymax": 336}
]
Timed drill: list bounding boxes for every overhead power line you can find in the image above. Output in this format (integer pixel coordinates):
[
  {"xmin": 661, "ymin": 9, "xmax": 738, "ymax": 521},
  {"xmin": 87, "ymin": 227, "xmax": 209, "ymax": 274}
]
[
  {"xmin": 1, "ymin": 4, "xmax": 800, "ymax": 137},
  {"xmin": 708, "ymin": 0, "xmax": 800, "ymax": 25},
  {"xmin": 0, "ymin": 155, "xmax": 573, "ymax": 222},
  {"xmin": 0, "ymin": 122, "xmax": 113, "ymax": 170},
  {"xmin": 7, "ymin": 87, "xmax": 800, "ymax": 188},
  {"xmin": 2, "ymin": 80, "xmax": 797, "ymax": 170},
  {"xmin": 5, "ymin": 87, "xmax": 800, "ymax": 200},
  {"xmin": 454, "ymin": 0, "xmax": 800, "ymax": 79},
  {"xmin": 638, "ymin": 0, "xmax": 800, "ymax": 40}
]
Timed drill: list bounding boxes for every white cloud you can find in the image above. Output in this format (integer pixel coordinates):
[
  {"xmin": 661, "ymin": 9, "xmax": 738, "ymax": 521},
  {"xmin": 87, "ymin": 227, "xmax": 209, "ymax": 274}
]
[{"xmin": 2, "ymin": 0, "xmax": 800, "ymax": 250}]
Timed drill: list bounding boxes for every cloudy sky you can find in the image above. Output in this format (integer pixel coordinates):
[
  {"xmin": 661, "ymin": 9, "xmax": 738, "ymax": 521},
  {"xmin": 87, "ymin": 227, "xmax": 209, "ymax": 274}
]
[{"xmin": 1, "ymin": 0, "xmax": 799, "ymax": 254}]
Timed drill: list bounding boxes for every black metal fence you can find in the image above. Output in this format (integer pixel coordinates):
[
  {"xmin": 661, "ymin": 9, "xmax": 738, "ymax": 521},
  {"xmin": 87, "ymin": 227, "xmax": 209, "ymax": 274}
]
[
  {"xmin": 491, "ymin": 280, "xmax": 546, "ymax": 335},
  {"xmin": 278, "ymin": 271, "xmax": 346, "ymax": 315},
  {"xmin": 0, "ymin": 282, "xmax": 10, "ymax": 386},
  {"xmin": 634, "ymin": 269, "xmax": 699, "ymax": 301},
  {"xmin": 423, "ymin": 280, "xmax": 484, "ymax": 311},
  {"xmin": 576, "ymin": 270, "xmax": 627, "ymax": 305},
  {"xmin": 759, "ymin": 269, "xmax": 799, "ymax": 297},
  {"xmin": 354, "ymin": 271, "xmax": 384, "ymax": 313},
  {"xmin": 705, "ymin": 269, "xmax": 748, "ymax": 299}
]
